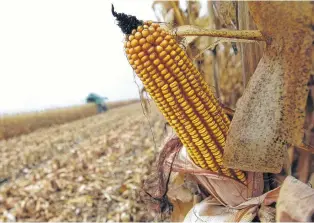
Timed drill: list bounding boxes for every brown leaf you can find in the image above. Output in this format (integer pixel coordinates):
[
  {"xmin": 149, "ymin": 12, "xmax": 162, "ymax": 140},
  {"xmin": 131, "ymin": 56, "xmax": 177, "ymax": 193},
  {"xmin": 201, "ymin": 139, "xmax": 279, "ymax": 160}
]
[{"xmin": 224, "ymin": 2, "xmax": 313, "ymax": 173}]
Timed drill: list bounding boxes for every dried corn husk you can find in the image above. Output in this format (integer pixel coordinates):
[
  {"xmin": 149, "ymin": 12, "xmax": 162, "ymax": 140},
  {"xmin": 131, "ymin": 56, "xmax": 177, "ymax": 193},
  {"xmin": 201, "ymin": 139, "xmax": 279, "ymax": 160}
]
[
  {"xmin": 165, "ymin": 145, "xmax": 281, "ymax": 222},
  {"xmin": 167, "ymin": 173, "xmax": 195, "ymax": 222},
  {"xmin": 184, "ymin": 198, "xmax": 258, "ymax": 222},
  {"xmin": 258, "ymin": 205, "xmax": 276, "ymax": 223},
  {"xmin": 276, "ymin": 176, "xmax": 314, "ymax": 222},
  {"xmin": 224, "ymin": 2, "xmax": 313, "ymax": 173}
]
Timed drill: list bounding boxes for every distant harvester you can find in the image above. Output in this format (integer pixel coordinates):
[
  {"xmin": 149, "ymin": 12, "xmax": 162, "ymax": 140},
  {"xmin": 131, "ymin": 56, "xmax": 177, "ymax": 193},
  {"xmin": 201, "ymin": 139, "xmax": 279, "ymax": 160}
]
[{"xmin": 86, "ymin": 93, "xmax": 108, "ymax": 113}]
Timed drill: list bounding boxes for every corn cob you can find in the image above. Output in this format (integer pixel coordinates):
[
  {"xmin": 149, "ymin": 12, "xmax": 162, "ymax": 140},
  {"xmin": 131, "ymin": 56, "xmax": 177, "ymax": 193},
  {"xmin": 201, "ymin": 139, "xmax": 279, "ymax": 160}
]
[{"xmin": 113, "ymin": 7, "xmax": 246, "ymax": 183}]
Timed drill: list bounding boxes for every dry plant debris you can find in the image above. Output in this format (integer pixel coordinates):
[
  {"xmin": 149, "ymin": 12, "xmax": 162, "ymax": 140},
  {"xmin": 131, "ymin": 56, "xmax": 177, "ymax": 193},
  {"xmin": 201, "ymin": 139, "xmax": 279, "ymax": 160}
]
[{"xmin": 0, "ymin": 103, "xmax": 165, "ymax": 222}]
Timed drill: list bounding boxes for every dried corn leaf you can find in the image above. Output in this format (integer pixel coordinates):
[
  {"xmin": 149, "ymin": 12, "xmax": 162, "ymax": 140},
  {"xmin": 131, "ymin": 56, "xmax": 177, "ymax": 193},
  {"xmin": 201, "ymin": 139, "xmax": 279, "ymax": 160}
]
[
  {"xmin": 224, "ymin": 2, "xmax": 313, "ymax": 172},
  {"xmin": 237, "ymin": 1, "xmax": 264, "ymax": 86},
  {"xmin": 212, "ymin": 1, "xmax": 237, "ymax": 29}
]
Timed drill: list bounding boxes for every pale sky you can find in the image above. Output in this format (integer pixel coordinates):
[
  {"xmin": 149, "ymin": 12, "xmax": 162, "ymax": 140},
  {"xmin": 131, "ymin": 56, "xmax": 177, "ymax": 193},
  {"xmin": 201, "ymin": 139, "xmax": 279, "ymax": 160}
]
[{"xmin": 0, "ymin": 0, "xmax": 156, "ymax": 114}]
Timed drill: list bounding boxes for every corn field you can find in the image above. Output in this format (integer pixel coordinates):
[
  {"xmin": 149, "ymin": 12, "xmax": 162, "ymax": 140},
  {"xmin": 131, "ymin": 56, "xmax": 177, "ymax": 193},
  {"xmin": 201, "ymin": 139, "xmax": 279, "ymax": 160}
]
[
  {"xmin": 0, "ymin": 103, "xmax": 165, "ymax": 221},
  {"xmin": 0, "ymin": 100, "xmax": 139, "ymax": 141}
]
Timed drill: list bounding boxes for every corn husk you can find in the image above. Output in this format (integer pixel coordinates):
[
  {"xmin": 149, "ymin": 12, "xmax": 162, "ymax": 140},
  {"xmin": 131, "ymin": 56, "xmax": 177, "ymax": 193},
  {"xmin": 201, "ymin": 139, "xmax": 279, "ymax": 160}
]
[
  {"xmin": 224, "ymin": 2, "xmax": 313, "ymax": 173},
  {"xmin": 165, "ymin": 145, "xmax": 280, "ymax": 222},
  {"xmin": 276, "ymin": 176, "xmax": 314, "ymax": 222}
]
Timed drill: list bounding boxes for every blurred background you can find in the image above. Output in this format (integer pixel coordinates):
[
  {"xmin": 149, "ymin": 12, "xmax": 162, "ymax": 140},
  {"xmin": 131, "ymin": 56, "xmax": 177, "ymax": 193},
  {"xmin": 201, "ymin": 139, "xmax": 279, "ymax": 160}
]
[{"xmin": 0, "ymin": 0, "xmax": 156, "ymax": 114}]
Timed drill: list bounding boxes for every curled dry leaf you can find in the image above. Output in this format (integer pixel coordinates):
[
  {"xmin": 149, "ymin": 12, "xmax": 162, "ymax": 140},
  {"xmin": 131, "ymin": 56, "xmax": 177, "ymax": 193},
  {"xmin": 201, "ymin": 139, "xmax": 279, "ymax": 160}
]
[{"xmin": 224, "ymin": 2, "xmax": 313, "ymax": 173}]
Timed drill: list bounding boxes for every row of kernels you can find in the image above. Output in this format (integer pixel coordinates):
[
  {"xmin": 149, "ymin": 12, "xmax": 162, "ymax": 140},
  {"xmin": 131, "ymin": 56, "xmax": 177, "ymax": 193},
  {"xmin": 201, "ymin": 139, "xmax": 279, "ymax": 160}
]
[
  {"xmin": 162, "ymin": 40, "xmax": 229, "ymax": 142},
  {"xmin": 125, "ymin": 24, "xmax": 245, "ymax": 181}
]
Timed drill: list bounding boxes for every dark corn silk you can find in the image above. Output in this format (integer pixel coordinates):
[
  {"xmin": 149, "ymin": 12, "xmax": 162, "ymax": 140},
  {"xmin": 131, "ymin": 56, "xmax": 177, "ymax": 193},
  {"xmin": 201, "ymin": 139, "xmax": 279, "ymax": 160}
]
[{"xmin": 112, "ymin": 8, "xmax": 246, "ymax": 184}]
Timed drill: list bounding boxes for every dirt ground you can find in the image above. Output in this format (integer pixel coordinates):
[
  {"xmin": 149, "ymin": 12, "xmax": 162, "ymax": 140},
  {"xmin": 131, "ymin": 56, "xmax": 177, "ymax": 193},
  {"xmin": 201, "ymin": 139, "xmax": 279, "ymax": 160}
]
[{"xmin": 0, "ymin": 103, "xmax": 166, "ymax": 222}]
